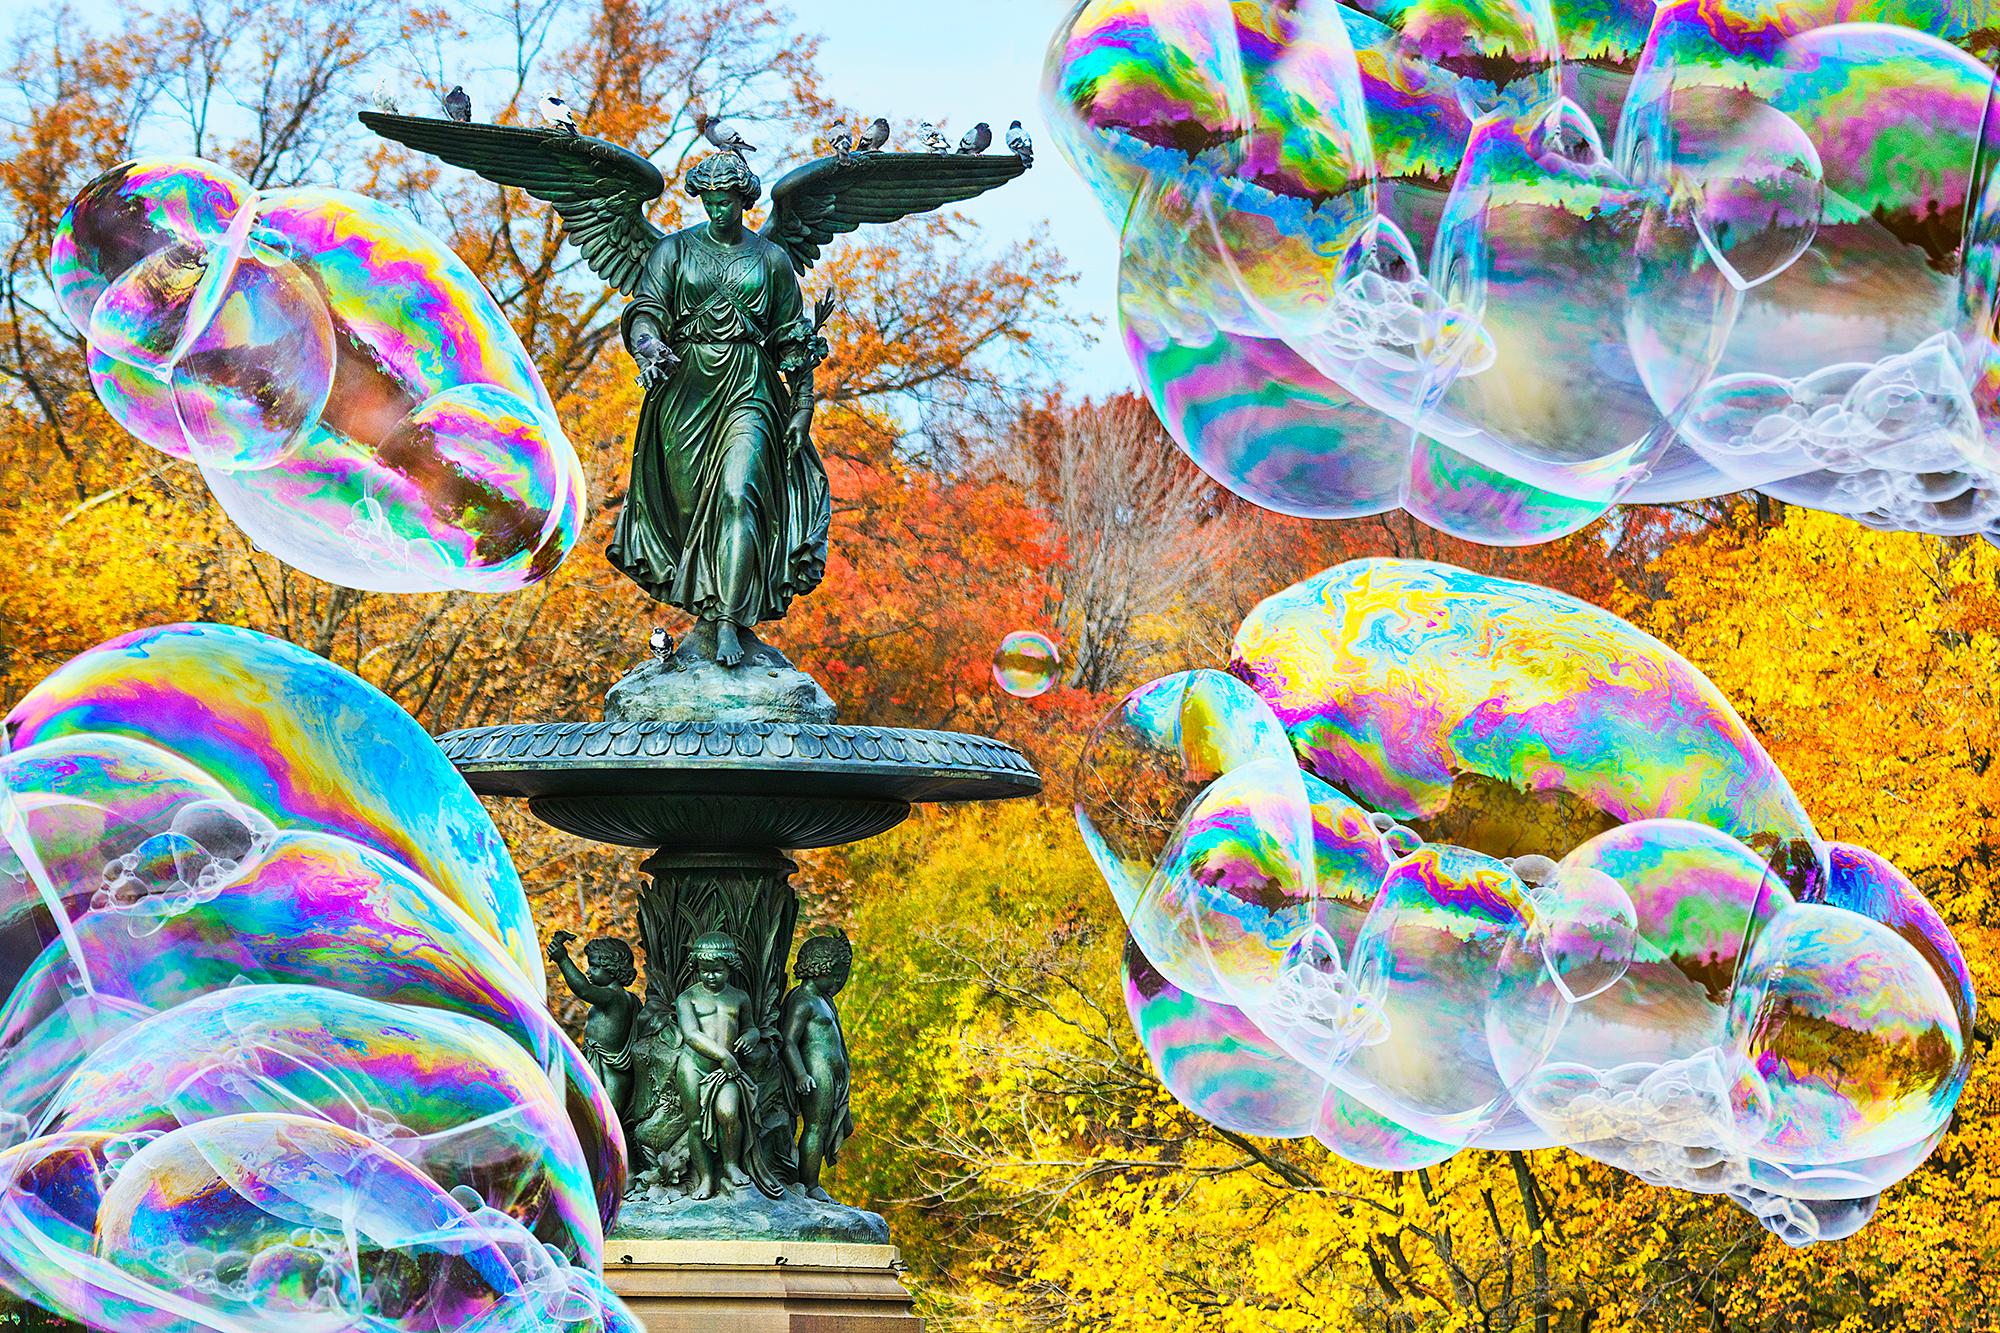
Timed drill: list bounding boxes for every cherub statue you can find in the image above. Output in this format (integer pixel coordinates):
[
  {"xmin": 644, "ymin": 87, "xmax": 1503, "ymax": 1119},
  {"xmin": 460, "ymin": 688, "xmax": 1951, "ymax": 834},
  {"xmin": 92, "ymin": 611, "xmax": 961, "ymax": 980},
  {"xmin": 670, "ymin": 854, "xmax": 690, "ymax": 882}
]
[
  {"xmin": 675, "ymin": 931, "xmax": 785, "ymax": 1200},
  {"xmin": 782, "ymin": 930, "xmax": 855, "ymax": 1202},
  {"xmin": 547, "ymin": 930, "xmax": 640, "ymax": 1121},
  {"xmin": 359, "ymin": 108, "xmax": 1028, "ymax": 667}
]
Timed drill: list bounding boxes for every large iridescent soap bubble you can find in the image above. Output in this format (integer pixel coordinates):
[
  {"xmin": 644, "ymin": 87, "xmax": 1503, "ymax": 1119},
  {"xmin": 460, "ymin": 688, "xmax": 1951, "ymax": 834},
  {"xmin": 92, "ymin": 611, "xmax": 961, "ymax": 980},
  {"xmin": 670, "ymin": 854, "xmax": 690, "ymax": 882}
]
[
  {"xmin": 1045, "ymin": 0, "xmax": 2000, "ymax": 547},
  {"xmin": 1081, "ymin": 560, "xmax": 1972, "ymax": 1245},
  {"xmin": 53, "ymin": 157, "xmax": 584, "ymax": 591},
  {"xmin": 0, "ymin": 1117, "xmax": 638, "ymax": 1333},
  {"xmin": 0, "ymin": 623, "xmax": 631, "ymax": 1329},
  {"xmin": 4, "ymin": 622, "xmax": 542, "ymax": 987}
]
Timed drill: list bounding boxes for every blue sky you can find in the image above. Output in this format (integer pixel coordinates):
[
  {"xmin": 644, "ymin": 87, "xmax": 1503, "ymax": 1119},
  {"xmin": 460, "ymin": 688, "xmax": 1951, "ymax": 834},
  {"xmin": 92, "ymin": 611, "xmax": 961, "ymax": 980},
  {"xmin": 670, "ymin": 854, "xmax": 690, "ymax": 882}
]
[
  {"xmin": 0, "ymin": 0, "xmax": 1130, "ymax": 395},
  {"xmin": 804, "ymin": 0, "xmax": 1128, "ymax": 395}
]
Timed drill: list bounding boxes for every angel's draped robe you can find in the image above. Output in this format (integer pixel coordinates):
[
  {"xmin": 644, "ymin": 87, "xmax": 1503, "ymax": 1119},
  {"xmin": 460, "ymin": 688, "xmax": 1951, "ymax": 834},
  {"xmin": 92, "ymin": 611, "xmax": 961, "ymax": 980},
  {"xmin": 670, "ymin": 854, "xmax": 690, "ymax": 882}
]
[{"xmin": 608, "ymin": 225, "xmax": 830, "ymax": 625}]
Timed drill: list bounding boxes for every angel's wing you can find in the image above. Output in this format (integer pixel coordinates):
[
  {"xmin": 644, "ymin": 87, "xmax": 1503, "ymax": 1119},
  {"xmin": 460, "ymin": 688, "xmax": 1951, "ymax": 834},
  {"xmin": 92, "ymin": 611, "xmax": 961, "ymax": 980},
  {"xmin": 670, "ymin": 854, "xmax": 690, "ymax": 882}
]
[
  {"xmin": 760, "ymin": 151, "xmax": 1029, "ymax": 275},
  {"xmin": 359, "ymin": 111, "xmax": 665, "ymax": 297}
]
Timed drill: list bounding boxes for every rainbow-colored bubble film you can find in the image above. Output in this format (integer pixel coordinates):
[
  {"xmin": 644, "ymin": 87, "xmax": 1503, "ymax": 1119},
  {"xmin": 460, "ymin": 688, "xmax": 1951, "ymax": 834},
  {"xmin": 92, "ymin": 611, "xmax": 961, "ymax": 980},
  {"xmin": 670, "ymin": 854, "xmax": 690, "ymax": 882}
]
[
  {"xmin": 0, "ymin": 624, "xmax": 632, "ymax": 1330},
  {"xmin": 992, "ymin": 630, "xmax": 1062, "ymax": 698},
  {"xmin": 1081, "ymin": 559, "xmax": 1973, "ymax": 1245},
  {"xmin": 1045, "ymin": 0, "xmax": 2000, "ymax": 546},
  {"xmin": 52, "ymin": 158, "xmax": 584, "ymax": 591}
]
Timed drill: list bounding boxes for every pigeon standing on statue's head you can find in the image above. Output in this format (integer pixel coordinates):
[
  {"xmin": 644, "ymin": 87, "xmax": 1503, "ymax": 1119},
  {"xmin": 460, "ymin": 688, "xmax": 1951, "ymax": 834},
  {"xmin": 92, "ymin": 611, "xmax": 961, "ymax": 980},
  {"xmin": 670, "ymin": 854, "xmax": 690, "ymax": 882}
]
[
  {"xmin": 1006, "ymin": 120, "xmax": 1033, "ymax": 166},
  {"xmin": 695, "ymin": 110, "xmax": 756, "ymax": 157},
  {"xmin": 539, "ymin": 93, "xmax": 578, "ymax": 133},
  {"xmin": 956, "ymin": 122, "xmax": 992, "ymax": 155},
  {"xmin": 919, "ymin": 121, "xmax": 950, "ymax": 154},
  {"xmin": 443, "ymin": 85, "xmax": 472, "ymax": 123},
  {"xmin": 857, "ymin": 117, "xmax": 890, "ymax": 153}
]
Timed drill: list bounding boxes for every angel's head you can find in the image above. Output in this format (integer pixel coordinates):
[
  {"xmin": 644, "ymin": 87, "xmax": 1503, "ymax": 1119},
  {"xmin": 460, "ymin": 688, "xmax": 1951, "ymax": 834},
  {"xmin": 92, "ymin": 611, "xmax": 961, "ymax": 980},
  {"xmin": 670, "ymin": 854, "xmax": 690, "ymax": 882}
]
[{"xmin": 686, "ymin": 152, "xmax": 761, "ymax": 233}]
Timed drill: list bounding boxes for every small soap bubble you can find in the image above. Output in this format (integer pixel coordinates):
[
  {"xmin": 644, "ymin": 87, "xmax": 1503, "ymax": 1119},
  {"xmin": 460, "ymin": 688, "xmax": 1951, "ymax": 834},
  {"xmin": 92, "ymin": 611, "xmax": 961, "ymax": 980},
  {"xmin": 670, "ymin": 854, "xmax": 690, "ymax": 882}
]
[
  {"xmin": 991, "ymin": 630, "xmax": 1061, "ymax": 698},
  {"xmin": 1381, "ymin": 825, "xmax": 1422, "ymax": 858}
]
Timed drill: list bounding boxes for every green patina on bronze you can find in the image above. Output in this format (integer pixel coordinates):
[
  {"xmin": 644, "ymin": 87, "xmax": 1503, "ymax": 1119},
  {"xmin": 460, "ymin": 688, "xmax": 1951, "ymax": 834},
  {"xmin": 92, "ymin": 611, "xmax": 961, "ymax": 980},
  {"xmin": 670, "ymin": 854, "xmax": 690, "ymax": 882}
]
[
  {"xmin": 360, "ymin": 109, "xmax": 1025, "ymax": 666},
  {"xmin": 386, "ymin": 106, "xmax": 1040, "ymax": 1243}
]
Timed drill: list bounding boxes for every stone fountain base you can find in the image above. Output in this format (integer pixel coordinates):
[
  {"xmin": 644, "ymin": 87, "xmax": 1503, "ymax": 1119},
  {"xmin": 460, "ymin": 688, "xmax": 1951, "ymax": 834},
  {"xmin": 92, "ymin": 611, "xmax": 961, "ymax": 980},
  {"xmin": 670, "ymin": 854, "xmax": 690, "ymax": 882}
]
[{"xmin": 605, "ymin": 1239, "xmax": 920, "ymax": 1332}]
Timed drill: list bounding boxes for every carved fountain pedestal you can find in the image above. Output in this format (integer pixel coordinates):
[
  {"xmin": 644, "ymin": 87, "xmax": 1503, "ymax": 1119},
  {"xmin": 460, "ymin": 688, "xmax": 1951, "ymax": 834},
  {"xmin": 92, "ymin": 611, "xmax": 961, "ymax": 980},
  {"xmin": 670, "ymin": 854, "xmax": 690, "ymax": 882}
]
[{"xmin": 440, "ymin": 682, "xmax": 1039, "ymax": 1332}]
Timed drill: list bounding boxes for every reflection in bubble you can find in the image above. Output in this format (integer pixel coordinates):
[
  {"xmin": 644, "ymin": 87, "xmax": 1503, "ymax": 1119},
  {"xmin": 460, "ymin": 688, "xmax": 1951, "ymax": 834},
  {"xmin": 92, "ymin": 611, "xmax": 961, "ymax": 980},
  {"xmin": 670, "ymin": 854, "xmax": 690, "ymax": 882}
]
[
  {"xmin": 992, "ymin": 630, "xmax": 1062, "ymax": 698},
  {"xmin": 1081, "ymin": 559, "xmax": 1971, "ymax": 1245},
  {"xmin": 1045, "ymin": 0, "xmax": 2000, "ymax": 547},
  {"xmin": 54, "ymin": 158, "xmax": 583, "ymax": 591},
  {"xmin": 0, "ymin": 626, "xmax": 633, "ymax": 1330}
]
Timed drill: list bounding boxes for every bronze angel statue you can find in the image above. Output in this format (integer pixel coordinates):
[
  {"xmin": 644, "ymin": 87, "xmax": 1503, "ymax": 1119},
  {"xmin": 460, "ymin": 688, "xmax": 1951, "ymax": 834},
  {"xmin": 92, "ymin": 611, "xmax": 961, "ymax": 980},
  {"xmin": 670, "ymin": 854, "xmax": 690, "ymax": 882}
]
[{"xmin": 360, "ymin": 110, "xmax": 1028, "ymax": 666}]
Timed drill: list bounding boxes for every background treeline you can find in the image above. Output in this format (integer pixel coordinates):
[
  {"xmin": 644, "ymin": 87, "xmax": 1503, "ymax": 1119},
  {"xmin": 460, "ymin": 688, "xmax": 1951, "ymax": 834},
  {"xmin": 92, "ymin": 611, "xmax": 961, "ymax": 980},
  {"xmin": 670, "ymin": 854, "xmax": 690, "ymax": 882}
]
[{"xmin": 3, "ymin": 3, "xmax": 1999, "ymax": 1329}]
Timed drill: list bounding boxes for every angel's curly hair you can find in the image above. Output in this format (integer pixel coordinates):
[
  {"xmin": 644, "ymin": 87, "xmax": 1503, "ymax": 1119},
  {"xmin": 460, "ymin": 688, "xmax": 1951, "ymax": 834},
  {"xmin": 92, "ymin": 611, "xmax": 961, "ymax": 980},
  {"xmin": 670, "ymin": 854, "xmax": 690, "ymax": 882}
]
[{"xmin": 685, "ymin": 152, "xmax": 762, "ymax": 207}]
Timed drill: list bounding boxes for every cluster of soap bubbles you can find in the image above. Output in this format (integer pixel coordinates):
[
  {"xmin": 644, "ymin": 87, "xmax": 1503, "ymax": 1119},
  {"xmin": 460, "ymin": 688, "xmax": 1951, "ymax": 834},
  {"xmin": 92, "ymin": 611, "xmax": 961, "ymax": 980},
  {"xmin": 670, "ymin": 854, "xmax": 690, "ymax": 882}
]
[
  {"xmin": 1079, "ymin": 560, "xmax": 1973, "ymax": 1244},
  {"xmin": 0, "ymin": 623, "xmax": 635, "ymax": 1330},
  {"xmin": 1045, "ymin": 0, "xmax": 2000, "ymax": 546},
  {"xmin": 993, "ymin": 630, "xmax": 1062, "ymax": 698},
  {"xmin": 54, "ymin": 159, "xmax": 585, "ymax": 591}
]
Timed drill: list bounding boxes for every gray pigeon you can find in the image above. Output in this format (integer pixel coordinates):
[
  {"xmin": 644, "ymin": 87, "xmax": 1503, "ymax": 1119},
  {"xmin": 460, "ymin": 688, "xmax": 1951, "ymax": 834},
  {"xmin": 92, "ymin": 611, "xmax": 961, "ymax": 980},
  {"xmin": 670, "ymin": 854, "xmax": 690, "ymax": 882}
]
[
  {"xmin": 631, "ymin": 328, "xmax": 678, "ymax": 384},
  {"xmin": 443, "ymin": 85, "xmax": 471, "ymax": 122},
  {"xmin": 696, "ymin": 111, "xmax": 755, "ymax": 156},
  {"xmin": 956, "ymin": 121, "xmax": 992, "ymax": 155},
  {"xmin": 1006, "ymin": 119, "xmax": 1033, "ymax": 166},
  {"xmin": 857, "ymin": 116, "xmax": 890, "ymax": 153},
  {"xmin": 919, "ymin": 121, "xmax": 950, "ymax": 153}
]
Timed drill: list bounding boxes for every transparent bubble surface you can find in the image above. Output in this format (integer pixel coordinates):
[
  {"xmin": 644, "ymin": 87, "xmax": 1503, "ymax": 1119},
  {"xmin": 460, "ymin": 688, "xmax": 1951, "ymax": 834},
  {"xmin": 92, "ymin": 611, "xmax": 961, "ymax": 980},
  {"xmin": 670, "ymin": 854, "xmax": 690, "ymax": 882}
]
[
  {"xmin": 53, "ymin": 158, "xmax": 583, "ymax": 591},
  {"xmin": 1045, "ymin": 0, "xmax": 2000, "ymax": 548},
  {"xmin": 1086, "ymin": 558, "xmax": 1972, "ymax": 1245},
  {"xmin": 992, "ymin": 630, "xmax": 1061, "ymax": 698},
  {"xmin": 1077, "ymin": 670, "xmax": 1317, "ymax": 1003},
  {"xmin": 0, "ymin": 626, "xmax": 630, "ymax": 1327},
  {"xmin": 0, "ymin": 1117, "xmax": 637, "ymax": 1333},
  {"xmin": 4, "ymin": 622, "xmax": 542, "ymax": 989}
]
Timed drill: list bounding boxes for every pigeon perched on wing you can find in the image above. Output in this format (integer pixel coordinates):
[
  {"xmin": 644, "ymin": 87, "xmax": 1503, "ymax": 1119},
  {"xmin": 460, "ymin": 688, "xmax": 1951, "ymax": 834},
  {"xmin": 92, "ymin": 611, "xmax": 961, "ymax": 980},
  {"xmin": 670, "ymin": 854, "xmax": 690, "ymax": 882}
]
[
  {"xmin": 956, "ymin": 122, "xmax": 992, "ymax": 154},
  {"xmin": 696, "ymin": 111, "xmax": 756, "ymax": 156},
  {"xmin": 539, "ymin": 94, "xmax": 578, "ymax": 133},
  {"xmin": 919, "ymin": 121, "xmax": 950, "ymax": 154},
  {"xmin": 827, "ymin": 124, "xmax": 854, "ymax": 163},
  {"xmin": 857, "ymin": 117, "xmax": 890, "ymax": 153},
  {"xmin": 1006, "ymin": 119, "xmax": 1033, "ymax": 166},
  {"xmin": 368, "ymin": 76, "xmax": 399, "ymax": 114},
  {"xmin": 443, "ymin": 85, "xmax": 472, "ymax": 122}
]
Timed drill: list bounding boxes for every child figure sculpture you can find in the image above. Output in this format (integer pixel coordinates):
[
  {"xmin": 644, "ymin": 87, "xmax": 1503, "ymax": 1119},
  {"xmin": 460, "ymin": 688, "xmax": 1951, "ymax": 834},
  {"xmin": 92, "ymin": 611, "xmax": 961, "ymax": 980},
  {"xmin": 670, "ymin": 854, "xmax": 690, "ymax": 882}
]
[
  {"xmin": 548, "ymin": 930, "xmax": 640, "ymax": 1121},
  {"xmin": 782, "ymin": 930, "xmax": 855, "ymax": 1202},
  {"xmin": 675, "ymin": 931, "xmax": 785, "ymax": 1200}
]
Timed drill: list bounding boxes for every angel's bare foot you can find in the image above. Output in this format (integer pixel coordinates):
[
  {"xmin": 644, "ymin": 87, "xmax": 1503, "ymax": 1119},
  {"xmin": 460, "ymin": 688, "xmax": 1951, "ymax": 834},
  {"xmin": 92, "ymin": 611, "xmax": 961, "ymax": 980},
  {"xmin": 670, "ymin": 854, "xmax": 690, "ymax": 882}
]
[
  {"xmin": 715, "ymin": 621, "xmax": 744, "ymax": 667},
  {"xmin": 723, "ymin": 1163, "xmax": 753, "ymax": 1189}
]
